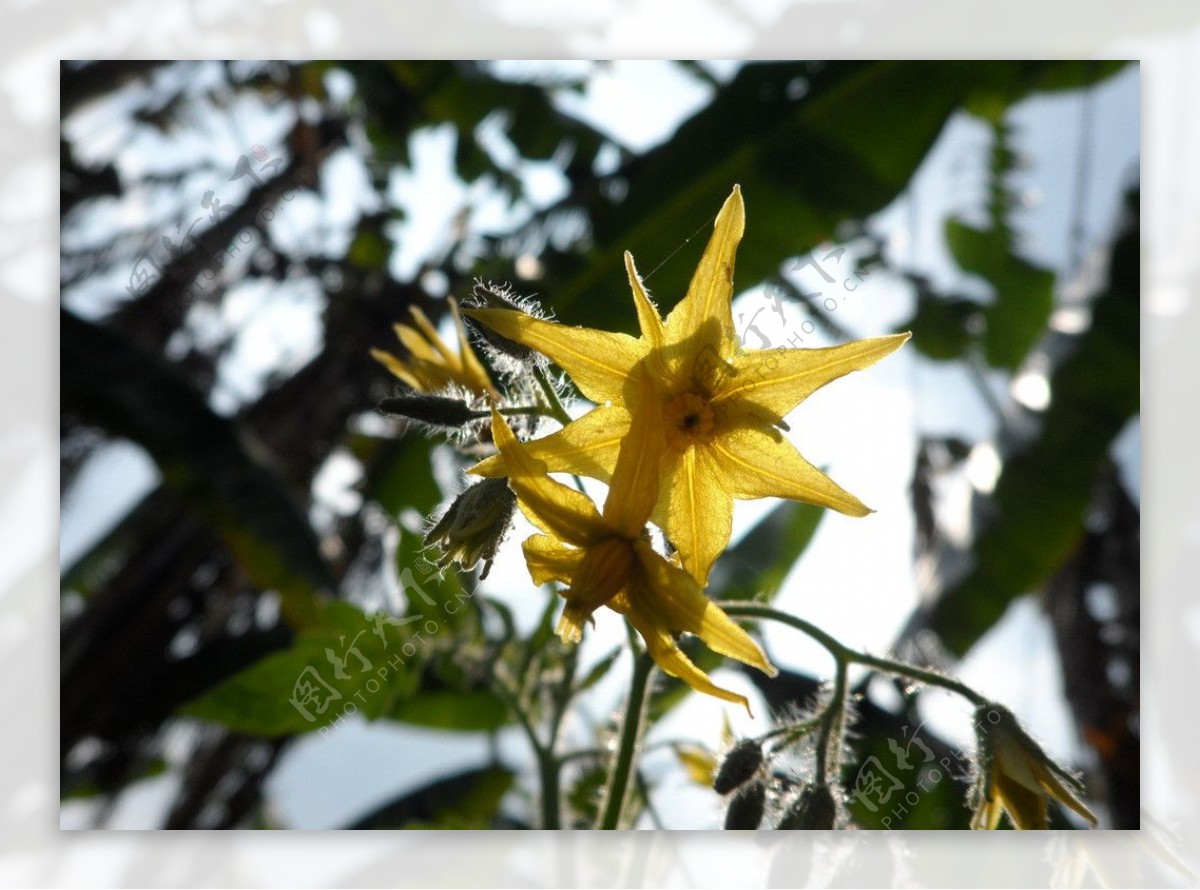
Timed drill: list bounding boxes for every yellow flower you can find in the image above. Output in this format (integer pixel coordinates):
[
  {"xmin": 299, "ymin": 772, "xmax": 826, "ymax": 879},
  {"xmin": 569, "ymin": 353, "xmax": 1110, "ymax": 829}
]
[
  {"xmin": 478, "ymin": 367, "xmax": 777, "ymax": 710},
  {"xmin": 467, "ymin": 186, "xmax": 909, "ymax": 583},
  {"xmin": 971, "ymin": 705, "xmax": 1098, "ymax": 830},
  {"xmin": 372, "ymin": 298, "xmax": 498, "ymax": 400}
]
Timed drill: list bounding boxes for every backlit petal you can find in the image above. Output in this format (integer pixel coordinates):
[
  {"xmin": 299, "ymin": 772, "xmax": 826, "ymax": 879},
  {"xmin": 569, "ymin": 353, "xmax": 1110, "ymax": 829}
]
[
  {"xmin": 521, "ymin": 534, "xmax": 585, "ymax": 586},
  {"xmin": 622, "ymin": 596, "xmax": 751, "ymax": 712},
  {"xmin": 625, "ymin": 251, "xmax": 665, "ymax": 349},
  {"xmin": 463, "ymin": 307, "xmax": 646, "ymax": 404},
  {"xmin": 601, "ymin": 368, "xmax": 666, "ymax": 538},
  {"xmin": 449, "ymin": 299, "xmax": 497, "ymax": 396},
  {"xmin": 407, "ymin": 306, "xmax": 457, "ymax": 366},
  {"xmin": 715, "ymin": 333, "xmax": 911, "ymax": 424},
  {"xmin": 663, "ymin": 186, "xmax": 744, "ymax": 369},
  {"xmin": 370, "ymin": 348, "xmax": 421, "ymax": 390},
  {"xmin": 631, "ymin": 540, "xmax": 776, "ymax": 677},
  {"xmin": 656, "ymin": 444, "xmax": 734, "ymax": 585},
  {"xmin": 709, "ymin": 426, "xmax": 871, "ymax": 516},
  {"xmin": 468, "ymin": 405, "xmax": 628, "ymax": 483},
  {"xmin": 488, "ymin": 410, "xmax": 606, "ymax": 546}
]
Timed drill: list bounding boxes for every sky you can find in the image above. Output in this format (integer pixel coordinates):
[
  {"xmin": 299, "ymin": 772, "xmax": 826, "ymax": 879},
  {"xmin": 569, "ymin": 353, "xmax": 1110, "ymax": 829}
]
[{"xmin": 58, "ymin": 60, "xmax": 1141, "ymax": 830}]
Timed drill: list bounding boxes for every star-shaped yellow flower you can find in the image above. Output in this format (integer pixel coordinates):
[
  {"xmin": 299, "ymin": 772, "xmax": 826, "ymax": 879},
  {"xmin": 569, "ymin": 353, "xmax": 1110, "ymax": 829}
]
[
  {"xmin": 467, "ymin": 186, "xmax": 909, "ymax": 583},
  {"xmin": 971, "ymin": 705, "xmax": 1098, "ymax": 830},
  {"xmin": 479, "ymin": 367, "xmax": 777, "ymax": 710},
  {"xmin": 372, "ymin": 297, "xmax": 498, "ymax": 400}
]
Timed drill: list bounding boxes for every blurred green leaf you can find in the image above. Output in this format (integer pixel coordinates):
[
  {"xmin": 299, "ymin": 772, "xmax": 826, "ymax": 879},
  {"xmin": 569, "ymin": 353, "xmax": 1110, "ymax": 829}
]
[
  {"xmin": 918, "ymin": 191, "xmax": 1140, "ymax": 655},
  {"xmin": 710, "ymin": 499, "xmax": 825, "ymax": 602},
  {"xmin": 182, "ymin": 601, "xmax": 419, "ymax": 736},
  {"xmin": 574, "ymin": 646, "xmax": 622, "ymax": 695},
  {"xmin": 905, "ymin": 289, "xmax": 979, "ymax": 362},
  {"xmin": 945, "ymin": 219, "xmax": 1056, "ymax": 370},
  {"xmin": 347, "ymin": 766, "xmax": 515, "ymax": 829},
  {"xmin": 532, "ymin": 61, "xmax": 1128, "ymax": 336},
  {"xmin": 389, "ymin": 689, "xmax": 510, "ymax": 732}
]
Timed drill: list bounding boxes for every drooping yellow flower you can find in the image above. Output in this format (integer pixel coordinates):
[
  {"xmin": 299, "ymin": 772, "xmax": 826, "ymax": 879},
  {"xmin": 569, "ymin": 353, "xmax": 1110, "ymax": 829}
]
[
  {"xmin": 467, "ymin": 186, "xmax": 910, "ymax": 583},
  {"xmin": 372, "ymin": 298, "xmax": 498, "ymax": 400},
  {"xmin": 478, "ymin": 368, "xmax": 777, "ymax": 710},
  {"xmin": 971, "ymin": 705, "xmax": 1098, "ymax": 830}
]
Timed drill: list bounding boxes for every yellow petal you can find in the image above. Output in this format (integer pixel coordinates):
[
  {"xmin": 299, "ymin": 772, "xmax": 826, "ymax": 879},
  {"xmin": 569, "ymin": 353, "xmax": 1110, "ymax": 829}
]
[
  {"xmin": 393, "ymin": 322, "xmax": 441, "ymax": 365},
  {"xmin": 521, "ymin": 534, "xmax": 585, "ymax": 586},
  {"xmin": 601, "ymin": 367, "xmax": 666, "ymax": 539},
  {"xmin": 709, "ymin": 425, "xmax": 871, "ymax": 516},
  {"xmin": 489, "ymin": 410, "xmax": 606, "ymax": 546},
  {"xmin": 674, "ymin": 743, "xmax": 718, "ymax": 787},
  {"xmin": 622, "ymin": 598, "xmax": 751, "ymax": 712},
  {"xmin": 624, "ymin": 251, "xmax": 665, "ymax": 349},
  {"xmin": 562, "ymin": 537, "xmax": 633, "ymax": 616},
  {"xmin": 715, "ymin": 333, "xmax": 911, "ymax": 423},
  {"xmin": 1037, "ymin": 771, "xmax": 1099, "ymax": 827},
  {"xmin": 994, "ymin": 771, "xmax": 1049, "ymax": 830},
  {"xmin": 631, "ymin": 540, "xmax": 777, "ymax": 678},
  {"xmin": 663, "ymin": 186, "xmax": 744, "ymax": 369},
  {"xmin": 463, "ymin": 307, "xmax": 646, "ymax": 404},
  {"xmin": 449, "ymin": 299, "xmax": 497, "ymax": 396},
  {"xmin": 407, "ymin": 306, "xmax": 457, "ymax": 366},
  {"xmin": 656, "ymin": 444, "xmax": 734, "ymax": 585},
  {"xmin": 370, "ymin": 348, "xmax": 421, "ymax": 390},
  {"xmin": 468, "ymin": 405, "xmax": 628, "ymax": 483}
]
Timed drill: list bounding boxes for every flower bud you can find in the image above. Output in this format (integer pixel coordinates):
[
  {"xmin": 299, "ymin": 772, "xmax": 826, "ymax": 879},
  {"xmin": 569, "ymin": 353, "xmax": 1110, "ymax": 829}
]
[
  {"xmin": 465, "ymin": 281, "xmax": 542, "ymax": 365},
  {"xmin": 423, "ymin": 477, "xmax": 516, "ymax": 578},
  {"xmin": 380, "ymin": 392, "xmax": 478, "ymax": 428},
  {"xmin": 723, "ymin": 780, "xmax": 766, "ymax": 830},
  {"xmin": 713, "ymin": 739, "xmax": 763, "ymax": 794},
  {"xmin": 777, "ymin": 783, "xmax": 837, "ymax": 829},
  {"xmin": 969, "ymin": 703, "xmax": 1098, "ymax": 830}
]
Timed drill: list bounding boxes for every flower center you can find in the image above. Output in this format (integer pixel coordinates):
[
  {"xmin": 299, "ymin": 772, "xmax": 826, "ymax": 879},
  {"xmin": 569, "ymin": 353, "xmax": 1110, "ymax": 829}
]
[{"xmin": 664, "ymin": 391, "xmax": 715, "ymax": 449}]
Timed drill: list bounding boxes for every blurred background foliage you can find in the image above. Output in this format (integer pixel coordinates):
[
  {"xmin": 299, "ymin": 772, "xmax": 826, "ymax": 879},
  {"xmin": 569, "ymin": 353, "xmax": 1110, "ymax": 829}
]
[{"xmin": 59, "ymin": 60, "xmax": 1138, "ymax": 829}]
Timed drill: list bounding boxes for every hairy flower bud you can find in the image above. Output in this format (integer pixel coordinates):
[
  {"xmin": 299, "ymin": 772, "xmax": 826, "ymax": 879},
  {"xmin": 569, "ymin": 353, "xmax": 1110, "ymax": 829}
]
[
  {"xmin": 723, "ymin": 780, "xmax": 767, "ymax": 830},
  {"xmin": 713, "ymin": 739, "xmax": 763, "ymax": 794},
  {"xmin": 777, "ymin": 783, "xmax": 837, "ymax": 830},
  {"xmin": 423, "ymin": 477, "xmax": 516, "ymax": 578},
  {"xmin": 464, "ymin": 281, "xmax": 543, "ymax": 365},
  {"xmin": 380, "ymin": 392, "xmax": 478, "ymax": 428}
]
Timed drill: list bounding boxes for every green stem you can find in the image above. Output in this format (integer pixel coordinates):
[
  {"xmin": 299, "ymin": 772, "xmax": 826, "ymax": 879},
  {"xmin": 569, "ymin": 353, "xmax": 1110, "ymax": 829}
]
[
  {"xmin": 597, "ymin": 649, "xmax": 654, "ymax": 830},
  {"xmin": 537, "ymin": 748, "xmax": 562, "ymax": 830},
  {"xmin": 532, "ymin": 364, "xmax": 574, "ymax": 427},
  {"xmin": 814, "ymin": 658, "xmax": 847, "ymax": 784},
  {"xmin": 718, "ymin": 602, "xmax": 988, "ymax": 707},
  {"xmin": 470, "ymin": 404, "xmax": 553, "ymax": 420},
  {"xmin": 494, "ymin": 673, "xmax": 560, "ymax": 829}
]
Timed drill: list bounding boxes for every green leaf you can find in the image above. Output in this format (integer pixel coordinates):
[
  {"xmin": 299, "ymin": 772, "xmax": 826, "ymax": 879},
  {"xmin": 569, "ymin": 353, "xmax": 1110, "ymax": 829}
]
[
  {"xmin": 182, "ymin": 601, "xmax": 421, "ymax": 736},
  {"xmin": 574, "ymin": 645, "xmax": 623, "ymax": 695},
  {"xmin": 945, "ymin": 219, "xmax": 1056, "ymax": 370},
  {"xmin": 711, "ymin": 499, "xmax": 825, "ymax": 602},
  {"xmin": 522, "ymin": 61, "xmax": 1129, "ymax": 336},
  {"xmin": 346, "ymin": 766, "xmax": 515, "ymax": 829},
  {"xmin": 918, "ymin": 190, "xmax": 1140, "ymax": 655},
  {"xmin": 904, "ymin": 290, "xmax": 979, "ymax": 363},
  {"xmin": 389, "ymin": 689, "xmax": 510, "ymax": 732}
]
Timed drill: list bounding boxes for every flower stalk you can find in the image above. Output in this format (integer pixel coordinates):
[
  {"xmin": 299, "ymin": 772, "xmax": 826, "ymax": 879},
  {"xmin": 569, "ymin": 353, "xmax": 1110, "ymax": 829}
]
[{"xmin": 596, "ymin": 647, "xmax": 654, "ymax": 830}]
